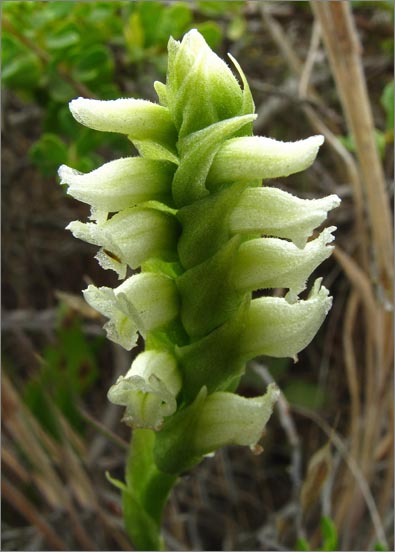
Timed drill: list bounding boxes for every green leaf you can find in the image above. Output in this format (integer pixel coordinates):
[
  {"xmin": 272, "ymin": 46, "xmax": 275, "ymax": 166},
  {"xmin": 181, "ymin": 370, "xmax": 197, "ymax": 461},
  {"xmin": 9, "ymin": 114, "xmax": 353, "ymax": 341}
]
[
  {"xmin": 374, "ymin": 542, "xmax": 388, "ymax": 551},
  {"xmin": 320, "ymin": 516, "xmax": 338, "ymax": 551},
  {"xmin": 46, "ymin": 23, "xmax": 80, "ymax": 50},
  {"xmin": 177, "ymin": 236, "xmax": 246, "ymax": 338},
  {"xmin": 47, "ymin": 72, "xmax": 76, "ymax": 103},
  {"xmin": 124, "ymin": 11, "xmax": 145, "ymax": 58},
  {"xmin": 121, "ymin": 430, "xmax": 176, "ymax": 550},
  {"xmin": 45, "ymin": 104, "xmax": 78, "ymax": 137},
  {"xmin": 138, "ymin": 1, "xmax": 164, "ymax": 47},
  {"xmin": 23, "ymin": 381, "xmax": 62, "ymax": 440},
  {"xmin": 227, "ymin": 16, "xmax": 247, "ymax": 42},
  {"xmin": 176, "ymin": 300, "xmax": 249, "ymax": 401},
  {"xmin": 159, "ymin": 3, "xmax": 192, "ymax": 41},
  {"xmin": 381, "ymin": 81, "xmax": 394, "ymax": 130},
  {"xmin": 195, "ymin": 21, "xmax": 223, "ymax": 49},
  {"xmin": 29, "ymin": 134, "xmax": 68, "ymax": 176},
  {"xmin": 197, "ymin": 0, "xmax": 244, "ymax": 16},
  {"xmin": 177, "ymin": 181, "xmax": 247, "ymax": 268},
  {"xmin": 72, "ymin": 45, "xmax": 113, "ymax": 83},
  {"xmin": 296, "ymin": 537, "xmax": 310, "ymax": 551},
  {"xmin": 106, "ymin": 471, "xmax": 128, "ymax": 493},
  {"xmin": 1, "ymin": 39, "xmax": 41, "ymax": 90}
]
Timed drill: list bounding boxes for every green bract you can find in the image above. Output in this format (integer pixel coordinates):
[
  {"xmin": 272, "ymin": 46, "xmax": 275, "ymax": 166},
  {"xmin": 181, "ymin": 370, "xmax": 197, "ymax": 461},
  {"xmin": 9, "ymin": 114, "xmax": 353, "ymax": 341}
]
[{"xmin": 60, "ymin": 29, "xmax": 340, "ymax": 549}]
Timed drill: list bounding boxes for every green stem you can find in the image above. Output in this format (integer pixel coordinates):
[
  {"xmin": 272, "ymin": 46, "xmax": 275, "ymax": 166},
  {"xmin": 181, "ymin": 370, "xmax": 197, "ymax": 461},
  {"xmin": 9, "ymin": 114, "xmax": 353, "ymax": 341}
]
[{"xmin": 123, "ymin": 429, "xmax": 177, "ymax": 550}]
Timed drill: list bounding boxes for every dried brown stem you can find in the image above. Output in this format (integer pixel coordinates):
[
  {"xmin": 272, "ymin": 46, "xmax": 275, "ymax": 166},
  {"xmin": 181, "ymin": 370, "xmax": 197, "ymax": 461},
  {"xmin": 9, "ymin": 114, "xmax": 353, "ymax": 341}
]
[
  {"xmin": 310, "ymin": 0, "xmax": 393, "ymax": 294},
  {"xmin": 2, "ymin": 479, "xmax": 68, "ymax": 551},
  {"xmin": 292, "ymin": 406, "xmax": 388, "ymax": 549}
]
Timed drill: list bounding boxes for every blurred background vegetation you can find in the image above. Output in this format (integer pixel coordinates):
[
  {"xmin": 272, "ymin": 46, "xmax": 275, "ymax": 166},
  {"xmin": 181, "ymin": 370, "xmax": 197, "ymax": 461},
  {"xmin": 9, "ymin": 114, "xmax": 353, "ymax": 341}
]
[{"xmin": 1, "ymin": 1, "xmax": 393, "ymax": 551}]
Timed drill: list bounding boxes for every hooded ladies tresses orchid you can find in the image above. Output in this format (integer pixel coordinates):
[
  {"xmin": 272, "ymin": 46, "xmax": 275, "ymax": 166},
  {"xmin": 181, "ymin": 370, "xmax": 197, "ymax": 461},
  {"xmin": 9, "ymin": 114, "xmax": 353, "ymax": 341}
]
[{"xmin": 59, "ymin": 29, "xmax": 340, "ymax": 550}]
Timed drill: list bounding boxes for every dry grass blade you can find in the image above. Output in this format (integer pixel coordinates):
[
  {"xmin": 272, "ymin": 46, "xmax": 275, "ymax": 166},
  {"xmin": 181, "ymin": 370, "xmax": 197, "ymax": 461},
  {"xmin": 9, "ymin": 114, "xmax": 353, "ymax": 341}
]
[
  {"xmin": 342, "ymin": 291, "xmax": 361, "ymax": 460},
  {"xmin": 2, "ymin": 374, "xmax": 99, "ymax": 550},
  {"xmin": 310, "ymin": 0, "xmax": 393, "ymax": 293},
  {"xmin": 2, "ymin": 479, "xmax": 68, "ymax": 551},
  {"xmin": 292, "ymin": 405, "xmax": 388, "ymax": 548},
  {"xmin": 300, "ymin": 441, "xmax": 333, "ymax": 517},
  {"xmin": 1, "ymin": 445, "xmax": 31, "ymax": 484},
  {"xmin": 333, "ymin": 246, "xmax": 378, "ymax": 336},
  {"xmin": 259, "ymin": 5, "xmax": 393, "ymax": 547}
]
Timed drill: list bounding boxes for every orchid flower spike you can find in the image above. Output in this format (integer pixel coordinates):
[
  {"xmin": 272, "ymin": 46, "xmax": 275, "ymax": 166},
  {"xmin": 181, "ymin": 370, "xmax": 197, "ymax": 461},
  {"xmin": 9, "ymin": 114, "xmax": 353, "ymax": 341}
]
[{"xmin": 60, "ymin": 28, "xmax": 340, "ymax": 476}]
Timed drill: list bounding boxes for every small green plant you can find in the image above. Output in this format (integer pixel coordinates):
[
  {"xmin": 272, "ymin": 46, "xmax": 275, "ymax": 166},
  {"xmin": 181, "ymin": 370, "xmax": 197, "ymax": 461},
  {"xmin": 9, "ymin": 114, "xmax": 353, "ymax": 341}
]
[
  {"xmin": 296, "ymin": 516, "xmax": 338, "ymax": 551},
  {"xmin": 60, "ymin": 29, "xmax": 339, "ymax": 550}
]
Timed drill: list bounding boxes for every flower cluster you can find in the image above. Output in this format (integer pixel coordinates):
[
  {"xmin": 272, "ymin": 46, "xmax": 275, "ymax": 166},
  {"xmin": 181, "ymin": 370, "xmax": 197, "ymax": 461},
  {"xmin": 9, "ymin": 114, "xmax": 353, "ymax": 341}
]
[{"xmin": 60, "ymin": 30, "xmax": 339, "ymax": 474}]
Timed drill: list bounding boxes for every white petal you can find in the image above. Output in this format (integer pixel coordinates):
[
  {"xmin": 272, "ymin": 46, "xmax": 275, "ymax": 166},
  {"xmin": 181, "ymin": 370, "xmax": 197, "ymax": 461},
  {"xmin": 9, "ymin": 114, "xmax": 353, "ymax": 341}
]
[
  {"xmin": 230, "ymin": 187, "xmax": 341, "ymax": 248},
  {"xmin": 107, "ymin": 351, "xmax": 181, "ymax": 429},
  {"xmin": 208, "ymin": 135, "xmax": 325, "ymax": 187},
  {"xmin": 240, "ymin": 279, "xmax": 332, "ymax": 359},
  {"xmin": 69, "ymin": 97, "xmax": 176, "ymax": 144},
  {"xmin": 59, "ymin": 158, "xmax": 174, "ymax": 212},
  {"xmin": 83, "ymin": 273, "xmax": 178, "ymax": 348},
  {"xmin": 194, "ymin": 383, "xmax": 280, "ymax": 452},
  {"xmin": 67, "ymin": 206, "xmax": 179, "ymax": 273},
  {"xmin": 233, "ymin": 227, "xmax": 336, "ymax": 297}
]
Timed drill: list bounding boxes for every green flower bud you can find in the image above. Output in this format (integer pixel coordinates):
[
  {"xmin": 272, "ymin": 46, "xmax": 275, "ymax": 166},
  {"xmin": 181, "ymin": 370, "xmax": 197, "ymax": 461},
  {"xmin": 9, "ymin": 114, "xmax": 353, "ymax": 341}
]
[
  {"xmin": 108, "ymin": 351, "xmax": 181, "ymax": 430},
  {"xmin": 166, "ymin": 29, "xmax": 249, "ymax": 138},
  {"xmin": 83, "ymin": 273, "xmax": 179, "ymax": 349}
]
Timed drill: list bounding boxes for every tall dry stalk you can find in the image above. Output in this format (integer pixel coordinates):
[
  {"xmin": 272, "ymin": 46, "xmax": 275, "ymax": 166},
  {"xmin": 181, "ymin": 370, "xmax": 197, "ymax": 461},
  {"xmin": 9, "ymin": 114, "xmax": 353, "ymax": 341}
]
[
  {"xmin": 310, "ymin": 2, "xmax": 393, "ymax": 546},
  {"xmin": 262, "ymin": 1, "xmax": 393, "ymax": 548}
]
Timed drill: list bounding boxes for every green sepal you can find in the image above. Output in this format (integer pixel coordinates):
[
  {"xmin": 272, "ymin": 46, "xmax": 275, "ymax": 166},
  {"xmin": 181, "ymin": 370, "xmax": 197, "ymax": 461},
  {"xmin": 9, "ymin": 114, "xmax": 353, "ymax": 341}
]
[
  {"xmin": 154, "ymin": 387, "xmax": 208, "ymax": 475},
  {"xmin": 172, "ymin": 114, "xmax": 256, "ymax": 207},
  {"xmin": 176, "ymin": 300, "xmax": 249, "ymax": 402},
  {"xmin": 228, "ymin": 53, "xmax": 255, "ymax": 130},
  {"xmin": 177, "ymin": 180, "xmax": 248, "ymax": 269},
  {"xmin": 132, "ymin": 139, "xmax": 179, "ymax": 166},
  {"xmin": 177, "ymin": 236, "xmax": 247, "ymax": 338},
  {"xmin": 154, "ymin": 80, "xmax": 168, "ymax": 107}
]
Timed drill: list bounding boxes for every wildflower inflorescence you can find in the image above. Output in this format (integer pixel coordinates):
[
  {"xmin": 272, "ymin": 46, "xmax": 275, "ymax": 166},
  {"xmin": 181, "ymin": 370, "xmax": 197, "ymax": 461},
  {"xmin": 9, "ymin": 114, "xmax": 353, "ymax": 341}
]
[{"xmin": 60, "ymin": 30, "xmax": 339, "ymax": 476}]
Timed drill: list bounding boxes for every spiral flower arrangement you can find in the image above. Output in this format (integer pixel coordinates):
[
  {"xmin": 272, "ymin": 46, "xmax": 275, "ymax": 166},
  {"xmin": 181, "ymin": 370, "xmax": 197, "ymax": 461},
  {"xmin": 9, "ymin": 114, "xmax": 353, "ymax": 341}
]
[{"xmin": 59, "ymin": 29, "xmax": 340, "ymax": 550}]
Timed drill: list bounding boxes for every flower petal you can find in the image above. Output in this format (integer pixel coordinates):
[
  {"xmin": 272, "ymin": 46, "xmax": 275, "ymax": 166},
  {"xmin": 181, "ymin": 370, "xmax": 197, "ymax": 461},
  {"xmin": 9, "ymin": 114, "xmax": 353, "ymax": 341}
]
[
  {"xmin": 59, "ymin": 158, "xmax": 175, "ymax": 212},
  {"xmin": 208, "ymin": 135, "xmax": 325, "ymax": 188},
  {"xmin": 233, "ymin": 227, "xmax": 336, "ymax": 298},
  {"xmin": 67, "ymin": 206, "xmax": 179, "ymax": 275},
  {"xmin": 240, "ymin": 279, "xmax": 332, "ymax": 359},
  {"xmin": 230, "ymin": 187, "xmax": 340, "ymax": 248},
  {"xmin": 108, "ymin": 351, "xmax": 181, "ymax": 430},
  {"xmin": 83, "ymin": 272, "xmax": 179, "ymax": 348},
  {"xmin": 69, "ymin": 97, "xmax": 177, "ymax": 147}
]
